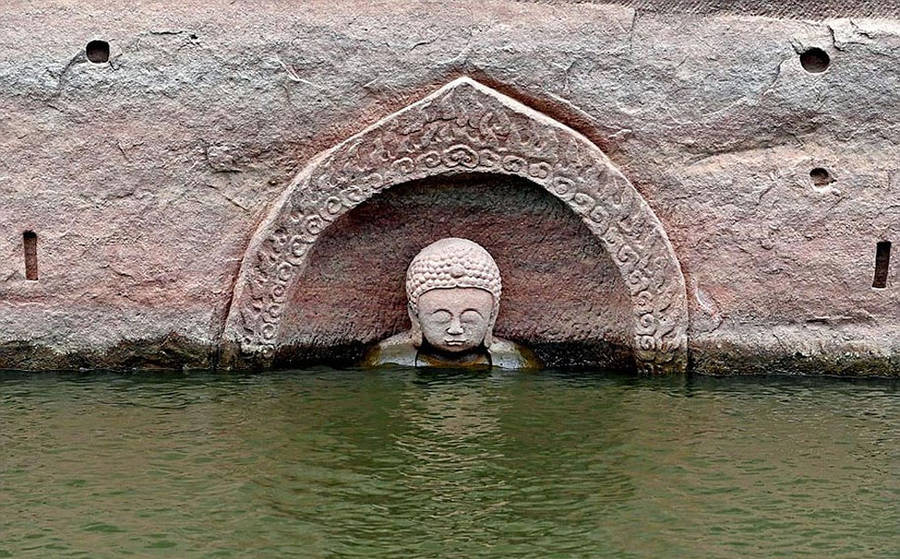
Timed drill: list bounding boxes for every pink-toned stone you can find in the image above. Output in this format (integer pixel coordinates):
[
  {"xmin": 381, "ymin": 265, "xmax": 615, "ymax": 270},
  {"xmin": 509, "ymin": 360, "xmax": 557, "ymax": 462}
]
[
  {"xmin": 0, "ymin": 1, "xmax": 898, "ymax": 375},
  {"xmin": 224, "ymin": 78, "xmax": 688, "ymax": 373},
  {"xmin": 279, "ymin": 174, "xmax": 633, "ymax": 370},
  {"xmin": 362, "ymin": 237, "xmax": 539, "ymax": 369}
]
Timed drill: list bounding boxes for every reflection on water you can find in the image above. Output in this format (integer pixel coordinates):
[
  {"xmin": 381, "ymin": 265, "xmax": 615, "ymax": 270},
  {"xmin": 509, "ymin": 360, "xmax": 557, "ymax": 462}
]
[{"xmin": 0, "ymin": 369, "xmax": 897, "ymax": 558}]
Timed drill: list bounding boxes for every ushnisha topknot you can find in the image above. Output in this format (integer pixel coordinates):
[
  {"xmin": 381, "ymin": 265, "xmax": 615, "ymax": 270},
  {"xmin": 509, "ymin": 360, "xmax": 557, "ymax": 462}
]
[{"xmin": 406, "ymin": 238, "xmax": 502, "ymax": 319}]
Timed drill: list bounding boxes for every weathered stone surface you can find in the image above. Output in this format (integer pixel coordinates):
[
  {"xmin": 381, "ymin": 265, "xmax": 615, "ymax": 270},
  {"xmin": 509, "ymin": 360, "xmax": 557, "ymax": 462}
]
[
  {"xmin": 362, "ymin": 237, "xmax": 542, "ymax": 370},
  {"xmin": 225, "ymin": 78, "xmax": 689, "ymax": 373},
  {"xmin": 1, "ymin": 1, "xmax": 898, "ymax": 375},
  {"xmin": 278, "ymin": 174, "xmax": 635, "ymax": 371},
  {"xmin": 598, "ymin": 0, "xmax": 899, "ymax": 18}
]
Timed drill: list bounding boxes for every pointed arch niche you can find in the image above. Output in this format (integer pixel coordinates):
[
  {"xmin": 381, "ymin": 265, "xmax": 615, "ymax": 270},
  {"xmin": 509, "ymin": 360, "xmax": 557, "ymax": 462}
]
[{"xmin": 223, "ymin": 77, "xmax": 688, "ymax": 373}]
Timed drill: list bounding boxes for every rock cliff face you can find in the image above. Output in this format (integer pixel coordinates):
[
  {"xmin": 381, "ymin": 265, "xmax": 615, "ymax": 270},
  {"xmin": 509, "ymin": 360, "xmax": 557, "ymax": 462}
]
[{"xmin": 1, "ymin": 0, "xmax": 898, "ymax": 375}]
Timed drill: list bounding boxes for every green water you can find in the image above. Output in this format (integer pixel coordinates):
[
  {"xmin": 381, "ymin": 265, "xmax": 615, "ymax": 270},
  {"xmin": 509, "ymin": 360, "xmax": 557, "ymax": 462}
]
[{"xmin": 1, "ymin": 369, "xmax": 897, "ymax": 558}]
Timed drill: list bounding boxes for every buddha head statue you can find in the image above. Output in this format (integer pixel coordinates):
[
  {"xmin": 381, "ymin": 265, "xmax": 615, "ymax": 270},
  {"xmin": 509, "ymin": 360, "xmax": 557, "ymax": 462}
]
[{"xmin": 405, "ymin": 238, "xmax": 502, "ymax": 354}]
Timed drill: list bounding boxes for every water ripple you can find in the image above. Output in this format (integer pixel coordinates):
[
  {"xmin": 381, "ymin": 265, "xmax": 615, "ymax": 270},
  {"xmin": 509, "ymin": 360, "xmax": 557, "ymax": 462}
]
[{"xmin": 0, "ymin": 369, "xmax": 896, "ymax": 558}]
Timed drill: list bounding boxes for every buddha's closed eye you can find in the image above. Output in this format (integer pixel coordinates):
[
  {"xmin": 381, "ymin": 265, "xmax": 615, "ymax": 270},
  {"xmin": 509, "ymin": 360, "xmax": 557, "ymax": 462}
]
[
  {"xmin": 461, "ymin": 310, "xmax": 484, "ymax": 323},
  {"xmin": 430, "ymin": 310, "xmax": 452, "ymax": 322}
]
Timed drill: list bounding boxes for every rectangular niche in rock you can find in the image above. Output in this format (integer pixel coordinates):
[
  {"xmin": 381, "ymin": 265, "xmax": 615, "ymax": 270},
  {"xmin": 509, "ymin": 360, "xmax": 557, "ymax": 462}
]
[
  {"xmin": 873, "ymin": 241, "xmax": 891, "ymax": 289},
  {"xmin": 23, "ymin": 231, "xmax": 37, "ymax": 280}
]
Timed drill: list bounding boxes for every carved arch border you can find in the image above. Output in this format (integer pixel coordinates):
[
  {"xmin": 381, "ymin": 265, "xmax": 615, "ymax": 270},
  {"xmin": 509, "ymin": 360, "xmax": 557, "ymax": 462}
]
[{"xmin": 223, "ymin": 77, "xmax": 688, "ymax": 373}]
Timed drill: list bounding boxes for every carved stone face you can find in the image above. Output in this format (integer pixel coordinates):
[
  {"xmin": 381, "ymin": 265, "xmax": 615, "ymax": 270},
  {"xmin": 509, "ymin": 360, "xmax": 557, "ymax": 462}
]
[{"xmin": 416, "ymin": 287, "xmax": 494, "ymax": 353}]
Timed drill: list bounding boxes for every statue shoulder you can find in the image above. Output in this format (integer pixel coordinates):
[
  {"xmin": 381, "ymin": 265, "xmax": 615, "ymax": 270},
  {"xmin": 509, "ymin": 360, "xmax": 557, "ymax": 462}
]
[
  {"xmin": 361, "ymin": 332, "xmax": 417, "ymax": 368},
  {"xmin": 488, "ymin": 337, "xmax": 542, "ymax": 370}
]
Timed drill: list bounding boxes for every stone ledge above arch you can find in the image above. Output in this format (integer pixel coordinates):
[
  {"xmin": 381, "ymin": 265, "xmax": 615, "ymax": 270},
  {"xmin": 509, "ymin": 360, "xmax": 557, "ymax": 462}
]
[{"xmin": 222, "ymin": 77, "xmax": 689, "ymax": 373}]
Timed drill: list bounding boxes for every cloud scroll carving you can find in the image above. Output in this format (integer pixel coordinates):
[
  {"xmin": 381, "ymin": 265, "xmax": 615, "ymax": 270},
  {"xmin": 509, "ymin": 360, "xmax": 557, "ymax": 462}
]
[{"xmin": 223, "ymin": 77, "xmax": 689, "ymax": 373}]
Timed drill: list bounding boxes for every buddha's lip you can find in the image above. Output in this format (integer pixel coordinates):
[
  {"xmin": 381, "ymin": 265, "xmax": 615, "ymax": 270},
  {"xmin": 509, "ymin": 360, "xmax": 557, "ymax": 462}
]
[{"xmin": 443, "ymin": 339, "xmax": 467, "ymax": 345}]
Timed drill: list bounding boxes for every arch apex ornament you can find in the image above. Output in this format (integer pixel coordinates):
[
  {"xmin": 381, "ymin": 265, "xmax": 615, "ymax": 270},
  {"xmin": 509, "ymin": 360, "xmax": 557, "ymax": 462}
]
[{"xmin": 223, "ymin": 76, "xmax": 689, "ymax": 373}]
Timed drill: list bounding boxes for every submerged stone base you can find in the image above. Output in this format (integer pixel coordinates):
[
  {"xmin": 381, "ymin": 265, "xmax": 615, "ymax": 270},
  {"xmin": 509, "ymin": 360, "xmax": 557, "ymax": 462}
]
[
  {"xmin": 0, "ymin": 336, "xmax": 214, "ymax": 372},
  {"xmin": 1, "ymin": 1, "xmax": 898, "ymax": 376},
  {"xmin": 4, "ymin": 336, "xmax": 899, "ymax": 378}
]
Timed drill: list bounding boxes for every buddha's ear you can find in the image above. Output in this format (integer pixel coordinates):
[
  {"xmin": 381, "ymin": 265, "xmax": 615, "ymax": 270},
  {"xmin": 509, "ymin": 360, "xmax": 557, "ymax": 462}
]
[
  {"xmin": 485, "ymin": 302, "xmax": 498, "ymax": 347},
  {"xmin": 408, "ymin": 303, "xmax": 423, "ymax": 347}
]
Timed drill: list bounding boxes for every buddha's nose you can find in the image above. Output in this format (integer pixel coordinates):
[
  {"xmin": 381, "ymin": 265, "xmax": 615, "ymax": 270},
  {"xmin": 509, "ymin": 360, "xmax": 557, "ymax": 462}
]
[{"xmin": 446, "ymin": 318, "xmax": 464, "ymax": 335}]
